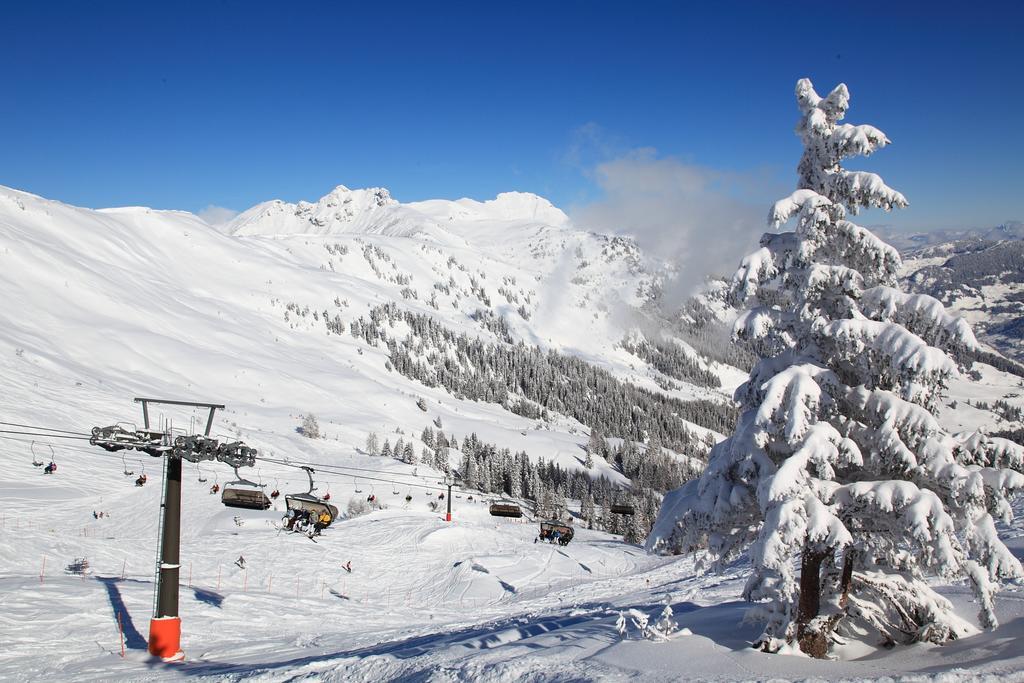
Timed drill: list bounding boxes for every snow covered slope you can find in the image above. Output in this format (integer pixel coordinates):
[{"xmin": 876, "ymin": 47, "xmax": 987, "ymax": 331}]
[
  {"xmin": 2, "ymin": 454, "xmax": 1022, "ymax": 681},
  {"xmin": 0, "ymin": 183, "xmax": 733, "ymax": 469},
  {"xmin": 901, "ymin": 235, "xmax": 1024, "ymax": 363}
]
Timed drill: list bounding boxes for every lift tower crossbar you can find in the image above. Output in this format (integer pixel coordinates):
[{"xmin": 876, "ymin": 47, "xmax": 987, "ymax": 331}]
[{"xmin": 134, "ymin": 398, "xmax": 224, "ymax": 662}]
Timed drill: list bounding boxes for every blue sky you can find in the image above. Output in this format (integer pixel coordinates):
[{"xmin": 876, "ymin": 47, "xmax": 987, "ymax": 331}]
[{"xmin": 1, "ymin": 1, "xmax": 1021, "ymax": 232}]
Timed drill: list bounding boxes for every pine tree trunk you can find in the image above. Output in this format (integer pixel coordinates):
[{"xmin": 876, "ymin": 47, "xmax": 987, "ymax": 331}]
[
  {"xmin": 797, "ymin": 546, "xmax": 829, "ymax": 658},
  {"xmin": 838, "ymin": 550, "xmax": 854, "ymax": 609}
]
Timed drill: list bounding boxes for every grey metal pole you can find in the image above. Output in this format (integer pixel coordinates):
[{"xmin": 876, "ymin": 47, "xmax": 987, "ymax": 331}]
[
  {"xmin": 156, "ymin": 455, "xmax": 182, "ymax": 618},
  {"xmin": 148, "ymin": 454, "xmax": 184, "ymax": 659}
]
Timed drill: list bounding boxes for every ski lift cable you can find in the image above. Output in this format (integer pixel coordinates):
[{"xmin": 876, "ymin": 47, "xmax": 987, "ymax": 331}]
[
  {"xmin": 262, "ymin": 449, "xmax": 445, "ymax": 481},
  {"xmin": 0, "ymin": 435, "xmax": 553, "ymax": 512},
  {"xmin": 0, "ymin": 429, "xmax": 93, "ymax": 441},
  {"xmin": 0, "ymin": 421, "xmax": 92, "ymax": 436},
  {"xmin": 0, "ymin": 433, "xmax": 110, "ymax": 454},
  {"xmin": 256, "ymin": 454, "xmax": 450, "ymax": 487},
  {"xmin": 0, "ymin": 420, "xmax": 450, "ymax": 485},
  {"xmin": 256, "ymin": 455, "xmax": 456, "ymax": 494},
  {"xmin": 0, "ymin": 432, "xmax": 471, "ymax": 495},
  {"xmin": 256, "ymin": 454, "xmax": 451, "ymax": 488}
]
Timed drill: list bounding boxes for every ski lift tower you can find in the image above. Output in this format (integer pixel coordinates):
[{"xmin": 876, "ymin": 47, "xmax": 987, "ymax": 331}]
[
  {"xmin": 135, "ymin": 397, "xmax": 223, "ymax": 662},
  {"xmin": 444, "ymin": 473, "xmax": 453, "ymax": 522}
]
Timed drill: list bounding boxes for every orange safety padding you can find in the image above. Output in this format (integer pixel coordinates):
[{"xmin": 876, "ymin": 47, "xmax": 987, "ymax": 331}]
[{"xmin": 148, "ymin": 617, "xmax": 184, "ymax": 661}]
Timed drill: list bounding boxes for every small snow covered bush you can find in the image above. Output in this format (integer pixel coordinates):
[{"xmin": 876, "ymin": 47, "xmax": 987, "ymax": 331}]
[
  {"xmin": 346, "ymin": 496, "xmax": 370, "ymax": 517},
  {"xmin": 649, "ymin": 78, "xmax": 1024, "ymax": 658},
  {"xmin": 615, "ymin": 604, "xmax": 688, "ymax": 641},
  {"xmin": 299, "ymin": 413, "xmax": 321, "ymax": 439}
]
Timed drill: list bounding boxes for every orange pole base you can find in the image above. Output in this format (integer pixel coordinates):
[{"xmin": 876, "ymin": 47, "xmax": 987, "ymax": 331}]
[{"xmin": 148, "ymin": 617, "xmax": 185, "ymax": 662}]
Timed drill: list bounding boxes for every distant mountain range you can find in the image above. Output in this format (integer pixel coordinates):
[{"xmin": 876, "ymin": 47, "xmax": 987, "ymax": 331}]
[
  {"xmin": 897, "ymin": 223, "xmax": 1024, "ymax": 363},
  {"xmin": 881, "ymin": 221, "xmax": 1024, "ymax": 251}
]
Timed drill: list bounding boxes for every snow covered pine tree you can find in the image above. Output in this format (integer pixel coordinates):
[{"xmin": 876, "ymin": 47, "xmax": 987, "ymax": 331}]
[{"xmin": 648, "ymin": 78, "xmax": 1024, "ymax": 657}]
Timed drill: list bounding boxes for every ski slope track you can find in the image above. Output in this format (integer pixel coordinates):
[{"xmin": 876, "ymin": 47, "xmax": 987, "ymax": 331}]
[{"xmin": 1, "ymin": 184, "xmax": 1023, "ymax": 681}]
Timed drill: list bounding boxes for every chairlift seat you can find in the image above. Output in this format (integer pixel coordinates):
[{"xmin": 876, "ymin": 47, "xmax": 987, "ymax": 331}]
[
  {"xmin": 221, "ymin": 485, "xmax": 272, "ymax": 510},
  {"xmin": 489, "ymin": 500, "xmax": 523, "ymax": 518},
  {"xmin": 284, "ymin": 493, "xmax": 339, "ymax": 527},
  {"xmin": 610, "ymin": 504, "xmax": 635, "ymax": 515},
  {"xmin": 539, "ymin": 520, "xmax": 574, "ymax": 545}
]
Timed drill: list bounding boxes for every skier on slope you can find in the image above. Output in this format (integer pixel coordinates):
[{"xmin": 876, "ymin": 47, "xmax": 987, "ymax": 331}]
[{"xmin": 235, "ymin": 555, "xmax": 246, "ymax": 569}]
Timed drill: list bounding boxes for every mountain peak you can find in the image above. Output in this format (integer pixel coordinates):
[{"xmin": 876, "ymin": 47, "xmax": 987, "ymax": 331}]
[
  {"xmin": 408, "ymin": 191, "xmax": 570, "ymax": 228},
  {"xmin": 226, "ymin": 185, "xmax": 412, "ymax": 237}
]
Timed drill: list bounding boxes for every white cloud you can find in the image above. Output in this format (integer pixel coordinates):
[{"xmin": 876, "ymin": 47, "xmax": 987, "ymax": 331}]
[
  {"xmin": 571, "ymin": 147, "xmax": 775, "ymax": 301},
  {"xmin": 197, "ymin": 205, "xmax": 239, "ymax": 229}
]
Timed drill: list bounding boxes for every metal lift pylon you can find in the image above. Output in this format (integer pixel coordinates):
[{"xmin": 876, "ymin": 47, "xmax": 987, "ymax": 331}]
[{"xmin": 135, "ymin": 398, "xmax": 224, "ymax": 662}]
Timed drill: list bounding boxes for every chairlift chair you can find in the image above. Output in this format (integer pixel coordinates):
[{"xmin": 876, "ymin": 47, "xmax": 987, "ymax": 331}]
[
  {"xmin": 610, "ymin": 503, "xmax": 635, "ymax": 516},
  {"xmin": 221, "ymin": 466, "xmax": 271, "ymax": 510},
  {"xmin": 127, "ymin": 462, "xmax": 145, "ymax": 485},
  {"xmin": 353, "ymin": 477, "xmax": 363, "ymax": 494},
  {"xmin": 539, "ymin": 520, "xmax": 574, "ymax": 546},
  {"xmin": 30, "ymin": 441, "xmax": 44, "ymax": 467},
  {"xmin": 284, "ymin": 466, "xmax": 339, "ymax": 531},
  {"xmin": 489, "ymin": 499, "xmax": 523, "ymax": 518}
]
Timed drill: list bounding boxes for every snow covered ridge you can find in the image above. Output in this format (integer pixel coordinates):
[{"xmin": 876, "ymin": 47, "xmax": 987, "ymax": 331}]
[
  {"xmin": 224, "ymin": 184, "xmax": 570, "ymax": 240},
  {"xmin": 650, "ymin": 77, "xmax": 1024, "ymax": 660}
]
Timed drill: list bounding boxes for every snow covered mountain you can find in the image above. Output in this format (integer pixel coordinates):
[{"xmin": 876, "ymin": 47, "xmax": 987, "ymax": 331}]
[
  {"xmin": 900, "ymin": 233, "xmax": 1024, "ymax": 363},
  {"xmin": 0, "ymin": 183, "xmax": 741, "ymax": 517},
  {"xmin": 2, "ymin": 180, "xmax": 1023, "ymax": 679},
  {"xmin": 881, "ymin": 220, "xmax": 1024, "ymax": 251},
  {"xmin": 224, "ymin": 185, "xmax": 572, "ymax": 246},
  {"xmin": 226, "ymin": 185, "xmax": 448, "ymax": 241}
]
